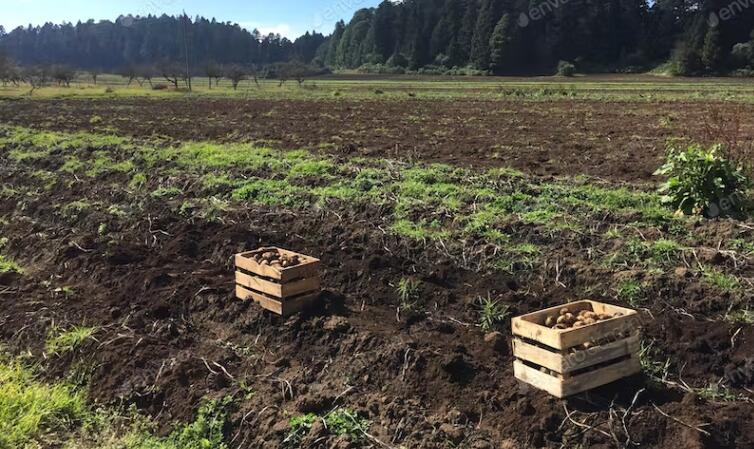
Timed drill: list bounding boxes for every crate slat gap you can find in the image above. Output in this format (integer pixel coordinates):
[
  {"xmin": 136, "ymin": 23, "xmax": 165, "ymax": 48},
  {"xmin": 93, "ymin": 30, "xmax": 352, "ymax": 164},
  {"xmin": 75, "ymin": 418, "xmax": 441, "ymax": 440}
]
[
  {"xmin": 512, "ymin": 300, "xmax": 643, "ymax": 398},
  {"xmin": 235, "ymin": 247, "xmax": 321, "ymax": 316}
]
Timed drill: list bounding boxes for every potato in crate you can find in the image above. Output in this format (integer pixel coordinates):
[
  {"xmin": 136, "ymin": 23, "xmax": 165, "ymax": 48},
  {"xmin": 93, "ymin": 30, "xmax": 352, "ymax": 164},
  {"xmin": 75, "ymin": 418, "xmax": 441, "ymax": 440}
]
[
  {"xmin": 512, "ymin": 300, "xmax": 643, "ymax": 398},
  {"xmin": 235, "ymin": 247, "xmax": 321, "ymax": 316}
]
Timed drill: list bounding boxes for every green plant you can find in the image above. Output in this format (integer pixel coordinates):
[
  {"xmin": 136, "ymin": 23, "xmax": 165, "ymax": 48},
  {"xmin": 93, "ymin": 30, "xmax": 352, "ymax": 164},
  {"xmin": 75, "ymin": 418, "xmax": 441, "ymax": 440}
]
[
  {"xmin": 0, "ymin": 255, "xmax": 21, "ymax": 274},
  {"xmin": 166, "ymin": 398, "xmax": 230, "ymax": 449},
  {"xmin": 639, "ymin": 340, "xmax": 671, "ymax": 382},
  {"xmin": 617, "ymin": 280, "xmax": 644, "ymax": 306},
  {"xmin": 726, "ymin": 308, "xmax": 754, "ymax": 324},
  {"xmin": 703, "ymin": 268, "xmax": 741, "ymax": 293},
  {"xmin": 151, "ymin": 187, "xmax": 182, "ymax": 199},
  {"xmin": 477, "ymin": 295, "xmax": 510, "ymax": 332},
  {"xmin": 0, "ymin": 356, "xmax": 87, "ymax": 448},
  {"xmin": 655, "ymin": 144, "xmax": 750, "ymax": 217},
  {"xmin": 396, "ymin": 277, "xmax": 421, "ymax": 304},
  {"xmin": 285, "ymin": 408, "xmax": 369, "ymax": 445},
  {"xmin": 46, "ymin": 326, "xmax": 97, "ymax": 354}
]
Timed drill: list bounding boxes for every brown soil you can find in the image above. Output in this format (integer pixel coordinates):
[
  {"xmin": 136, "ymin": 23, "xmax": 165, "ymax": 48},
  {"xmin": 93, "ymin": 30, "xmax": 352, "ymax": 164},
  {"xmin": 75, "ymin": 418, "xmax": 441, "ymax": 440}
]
[
  {"xmin": 2, "ymin": 97, "xmax": 753, "ymax": 182},
  {"xmin": 0, "ymin": 99, "xmax": 753, "ymax": 449}
]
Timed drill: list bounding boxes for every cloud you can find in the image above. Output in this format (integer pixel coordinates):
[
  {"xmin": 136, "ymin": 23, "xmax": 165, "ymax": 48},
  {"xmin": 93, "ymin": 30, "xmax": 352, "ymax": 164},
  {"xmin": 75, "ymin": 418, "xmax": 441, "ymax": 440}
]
[{"xmin": 239, "ymin": 22, "xmax": 297, "ymax": 39}]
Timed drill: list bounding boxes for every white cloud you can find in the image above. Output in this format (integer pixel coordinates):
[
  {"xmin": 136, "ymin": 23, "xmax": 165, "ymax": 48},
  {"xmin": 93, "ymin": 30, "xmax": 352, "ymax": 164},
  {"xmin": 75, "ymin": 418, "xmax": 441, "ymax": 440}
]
[{"xmin": 239, "ymin": 22, "xmax": 297, "ymax": 39}]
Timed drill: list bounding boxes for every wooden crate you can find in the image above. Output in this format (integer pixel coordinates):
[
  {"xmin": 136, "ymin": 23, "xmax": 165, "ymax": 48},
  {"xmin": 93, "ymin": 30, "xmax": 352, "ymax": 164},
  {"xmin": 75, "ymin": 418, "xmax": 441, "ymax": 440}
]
[
  {"xmin": 235, "ymin": 247, "xmax": 321, "ymax": 316},
  {"xmin": 512, "ymin": 300, "xmax": 642, "ymax": 398}
]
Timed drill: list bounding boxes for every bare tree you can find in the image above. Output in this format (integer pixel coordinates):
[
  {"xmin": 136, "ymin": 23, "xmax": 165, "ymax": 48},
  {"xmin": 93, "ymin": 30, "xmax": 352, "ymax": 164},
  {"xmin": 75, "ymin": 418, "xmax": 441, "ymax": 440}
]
[
  {"xmin": 23, "ymin": 66, "xmax": 50, "ymax": 93},
  {"xmin": 158, "ymin": 62, "xmax": 184, "ymax": 89},
  {"xmin": 119, "ymin": 66, "xmax": 138, "ymax": 86},
  {"xmin": 249, "ymin": 64, "xmax": 261, "ymax": 88},
  {"xmin": 276, "ymin": 62, "xmax": 314, "ymax": 87},
  {"xmin": 136, "ymin": 65, "xmax": 155, "ymax": 87},
  {"xmin": 225, "ymin": 65, "xmax": 246, "ymax": 90},
  {"xmin": 89, "ymin": 69, "xmax": 100, "ymax": 85},
  {"xmin": 51, "ymin": 65, "xmax": 76, "ymax": 87},
  {"xmin": 204, "ymin": 62, "xmax": 223, "ymax": 89}
]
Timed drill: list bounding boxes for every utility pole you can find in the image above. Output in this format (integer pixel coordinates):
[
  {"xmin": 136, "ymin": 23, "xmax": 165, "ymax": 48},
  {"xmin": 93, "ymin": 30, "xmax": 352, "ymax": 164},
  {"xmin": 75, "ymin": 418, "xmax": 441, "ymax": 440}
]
[{"xmin": 182, "ymin": 11, "xmax": 192, "ymax": 92}]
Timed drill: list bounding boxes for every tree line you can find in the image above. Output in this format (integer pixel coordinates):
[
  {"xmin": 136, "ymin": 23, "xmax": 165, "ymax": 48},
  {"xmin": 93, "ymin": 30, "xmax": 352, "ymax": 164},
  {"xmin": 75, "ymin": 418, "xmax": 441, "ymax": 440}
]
[
  {"xmin": 1, "ymin": 1, "xmax": 754, "ymax": 78},
  {"xmin": 325, "ymin": 0, "xmax": 754, "ymax": 75}
]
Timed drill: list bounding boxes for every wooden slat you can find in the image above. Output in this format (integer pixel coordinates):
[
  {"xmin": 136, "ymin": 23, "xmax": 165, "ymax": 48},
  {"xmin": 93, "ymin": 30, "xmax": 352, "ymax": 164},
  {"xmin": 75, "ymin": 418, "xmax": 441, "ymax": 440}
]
[
  {"xmin": 513, "ymin": 338, "xmax": 565, "ymax": 373},
  {"xmin": 514, "ymin": 357, "xmax": 642, "ymax": 398},
  {"xmin": 562, "ymin": 334, "xmax": 640, "ymax": 373},
  {"xmin": 511, "ymin": 300, "xmax": 640, "ymax": 350},
  {"xmin": 235, "ymin": 249, "xmax": 321, "ymax": 282},
  {"xmin": 513, "ymin": 334, "xmax": 640, "ymax": 374},
  {"xmin": 235, "ymin": 272, "xmax": 320, "ymax": 299},
  {"xmin": 236, "ymin": 285, "xmax": 320, "ymax": 317},
  {"xmin": 561, "ymin": 357, "xmax": 642, "ymax": 397},
  {"xmin": 236, "ymin": 271, "xmax": 283, "ymax": 297}
]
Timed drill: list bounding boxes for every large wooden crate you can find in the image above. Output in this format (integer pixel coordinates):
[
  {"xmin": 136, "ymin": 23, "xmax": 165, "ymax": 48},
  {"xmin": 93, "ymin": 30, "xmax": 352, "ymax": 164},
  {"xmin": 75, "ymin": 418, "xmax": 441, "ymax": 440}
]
[
  {"xmin": 235, "ymin": 247, "xmax": 321, "ymax": 316},
  {"xmin": 512, "ymin": 300, "xmax": 642, "ymax": 398}
]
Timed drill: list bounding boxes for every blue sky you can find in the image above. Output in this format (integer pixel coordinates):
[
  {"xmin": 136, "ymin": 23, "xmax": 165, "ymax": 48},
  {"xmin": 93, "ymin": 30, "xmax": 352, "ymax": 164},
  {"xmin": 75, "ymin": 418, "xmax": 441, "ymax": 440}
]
[{"xmin": 3, "ymin": 0, "xmax": 383, "ymax": 38}]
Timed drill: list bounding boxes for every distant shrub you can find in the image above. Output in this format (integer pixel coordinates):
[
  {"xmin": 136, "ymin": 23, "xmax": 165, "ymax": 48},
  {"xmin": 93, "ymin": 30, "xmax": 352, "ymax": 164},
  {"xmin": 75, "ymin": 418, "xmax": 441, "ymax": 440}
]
[
  {"xmin": 556, "ymin": 60, "xmax": 576, "ymax": 77},
  {"xmin": 655, "ymin": 144, "xmax": 750, "ymax": 218},
  {"xmin": 104, "ymin": 87, "xmax": 114, "ymax": 94},
  {"xmin": 152, "ymin": 83, "xmax": 168, "ymax": 90}
]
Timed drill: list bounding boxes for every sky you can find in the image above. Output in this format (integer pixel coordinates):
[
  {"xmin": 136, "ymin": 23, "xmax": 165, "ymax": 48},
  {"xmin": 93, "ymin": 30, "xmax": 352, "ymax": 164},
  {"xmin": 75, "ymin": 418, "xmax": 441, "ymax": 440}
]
[{"xmin": 2, "ymin": 0, "xmax": 384, "ymax": 38}]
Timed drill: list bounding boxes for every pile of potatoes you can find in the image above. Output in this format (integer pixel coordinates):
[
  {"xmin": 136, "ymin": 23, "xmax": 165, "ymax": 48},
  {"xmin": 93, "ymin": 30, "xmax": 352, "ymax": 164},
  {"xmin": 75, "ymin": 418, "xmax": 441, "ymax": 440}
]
[
  {"xmin": 544, "ymin": 307, "xmax": 623, "ymax": 330},
  {"xmin": 253, "ymin": 250, "xmax": 302, "ymax": 269}
]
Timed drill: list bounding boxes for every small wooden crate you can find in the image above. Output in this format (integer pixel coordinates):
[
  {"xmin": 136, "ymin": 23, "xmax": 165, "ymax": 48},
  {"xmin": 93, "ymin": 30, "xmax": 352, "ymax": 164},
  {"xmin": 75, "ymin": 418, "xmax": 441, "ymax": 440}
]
[
  {"xmin": 235, "ymin": 247, "xmax": 321, "ymax": 316},
  {"xmin": 512, "ymin": 300, "xmax": 642, "ymax": 398}
]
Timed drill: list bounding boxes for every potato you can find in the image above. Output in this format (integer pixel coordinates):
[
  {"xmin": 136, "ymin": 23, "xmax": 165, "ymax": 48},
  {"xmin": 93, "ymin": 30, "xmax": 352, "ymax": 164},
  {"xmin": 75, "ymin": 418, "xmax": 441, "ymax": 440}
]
[
  {"xmin": 573, "ymin": 320, "xmax": 585, "ymax": 327},
  {"xmin": 560, "ymin": 308, "xmax": 571, "ymax": 316},
  {"xmin": 545, "ymin": 316, "xmax": 556, "ymax": 327},
  {"xmin": 554, "ymin": 324, "xmax": 568, "ymax": 330}
]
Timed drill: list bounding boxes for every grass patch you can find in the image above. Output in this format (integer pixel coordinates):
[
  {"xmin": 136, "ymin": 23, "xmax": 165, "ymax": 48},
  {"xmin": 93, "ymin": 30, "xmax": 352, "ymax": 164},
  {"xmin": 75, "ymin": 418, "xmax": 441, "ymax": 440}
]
[
  {"xmin": 231, "ymin": 178, "xmax": 304, "ymax": 207},
  {"xmin": 0, "ymin": 255, "xmax": 22, "ymax": 274},
  {"xmin": 0, "ymin": 356, "xmax": 87, "ymax": 448},
  {"xmin": 151, "ymin": 187, "xmax": 182, "ymax": 199},
  {"xmin": 703, "ymin": 268, "xmax": 741, "ymax": 293},
  {"xmin": 46, "ymin": 327, "xmax": 97, "ymax": 355},
  {"xmin": 616, "ymin": 280, "xmax": 645, "ymax": 307}
]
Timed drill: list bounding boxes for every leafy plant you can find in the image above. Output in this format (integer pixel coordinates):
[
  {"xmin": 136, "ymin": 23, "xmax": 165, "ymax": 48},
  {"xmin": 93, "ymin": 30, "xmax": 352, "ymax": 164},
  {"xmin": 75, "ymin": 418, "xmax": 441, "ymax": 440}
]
[
  {"xmin": 477, "ymin": 295, "xmax": 510, "ymax": 332},
  {"xmin": 654, "ymin": 144, "xmax": 750, "ymax": 217},
  {"xmin": 285, "ymin": 408, "xmax": 369, "ymax": 445}
]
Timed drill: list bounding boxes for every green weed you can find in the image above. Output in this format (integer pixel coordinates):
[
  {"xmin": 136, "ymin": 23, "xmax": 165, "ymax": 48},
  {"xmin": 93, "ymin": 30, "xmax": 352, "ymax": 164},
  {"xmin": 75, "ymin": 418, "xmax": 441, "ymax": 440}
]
[
  {"xmin": 617, "ymin": 280, "xmax": 645, "ymax": 306},
  {"xmin": 703, "ymin": 268, "xmax": 741, "ymax": 293},
  {"xmin": 46, "ymin": 326, "xmax": 98, "ymax": 354},
  {"xmin": 0, "ymin": 356, "xmax": 87, "ymax": 448},
  {"xmin": 477, "ymin": 296, "xmax": 510, "ymax": 332},
  {"xmin": 285, "ymin": 408, "xmax": 370, "ymax": 445}
]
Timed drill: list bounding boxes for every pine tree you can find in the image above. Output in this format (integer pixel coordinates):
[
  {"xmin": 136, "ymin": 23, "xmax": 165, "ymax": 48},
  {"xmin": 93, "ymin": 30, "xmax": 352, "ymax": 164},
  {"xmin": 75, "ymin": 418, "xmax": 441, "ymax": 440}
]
[
  {"xmin": 326, "ymin": 21, "xmax": 346, "ymax": 67},
  {"xmin": 701, "ymin": 25, "xmax": 723, "ymax": 72},
  {"xmin": 470, "ymin": 0, "xmax": 502, "ymax": 70},
  {"xmin": 489, "ymin": 13, "xmax": 516, "ymax": 74}
]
